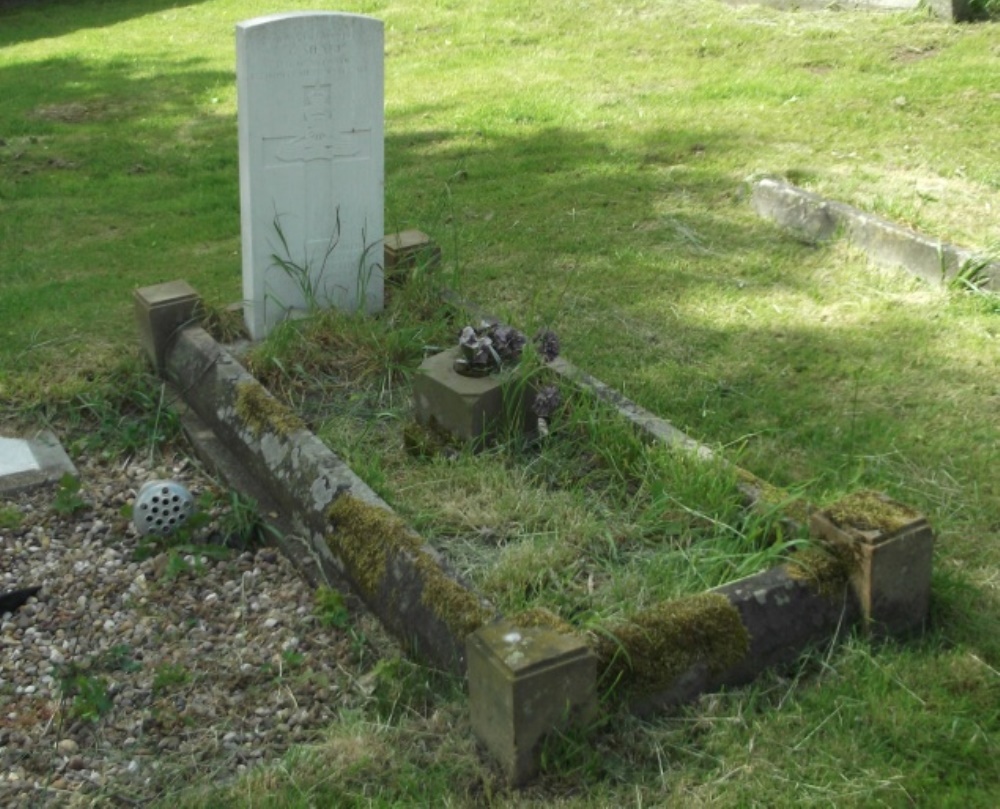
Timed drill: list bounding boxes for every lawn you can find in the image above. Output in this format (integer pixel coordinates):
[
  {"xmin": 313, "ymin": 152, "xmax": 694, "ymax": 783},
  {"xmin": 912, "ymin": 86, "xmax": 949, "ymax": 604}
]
[{"xmin": 1, "ymin": 0, "xmax": 998, "ymax": 805}]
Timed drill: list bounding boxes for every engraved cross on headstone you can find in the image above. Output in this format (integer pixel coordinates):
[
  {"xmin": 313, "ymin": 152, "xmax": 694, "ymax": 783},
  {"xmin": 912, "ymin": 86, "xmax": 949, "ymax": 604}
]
[{"xmin": 262, "ymin": 83, "xmax": 372, "ymax": 262}]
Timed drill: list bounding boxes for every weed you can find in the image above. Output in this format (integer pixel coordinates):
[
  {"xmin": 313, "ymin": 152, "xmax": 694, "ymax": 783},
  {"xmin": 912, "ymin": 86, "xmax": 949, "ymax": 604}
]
[
  {"xmin": 268, "ymin": 209, "xmax": 342, "ymax": 318},
  {"xmin": 152, "ymin": 662, "xmax": 190, "ymax": 694},
  {"xmin": 56, "ymin": 664, "xmax": 112, "ymax": 723},
  {"xmin": 51, "ymin": 473, "xmax": 87, "ymax": 516},
  {"xmin": 161, "ymin": 549, "xmax": 206, "ymax": 582},
  {"xmin": 0, "ymin": 506, "xmax": 22, "ymax": 530},
  {"xmin": 314, "ymin": 586, "xmax": 351, "ymax": 630},
  {"xmin": 100, "ymin": 644, "xmax": 142, "ymax": 674},
  {"xmin": 214, "ymin": 489, "xmax": 274, "ymax": 550}
]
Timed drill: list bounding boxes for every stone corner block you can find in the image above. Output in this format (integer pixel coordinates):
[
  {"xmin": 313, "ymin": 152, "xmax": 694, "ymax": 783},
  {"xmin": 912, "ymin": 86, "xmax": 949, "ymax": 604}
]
[
  {"xmin": 134, "ymin": 280, "xmax": 202, "ymax": 374},
  {"xmin": 810, "ymin": 491, "xmax": 934, "ymax": 639},
  {"xmin": 467, "ymin": 620, "xmax": 597, "ymax": 786},
  {"xmin": 384, "ymin": 230, "xmax": 441, "ymax": 283}
]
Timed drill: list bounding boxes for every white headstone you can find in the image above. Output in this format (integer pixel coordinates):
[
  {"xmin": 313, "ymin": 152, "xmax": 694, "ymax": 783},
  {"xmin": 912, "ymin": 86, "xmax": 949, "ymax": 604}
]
[{"xmin": 237, "ymin": 12, "xmax": 384, "ymax": 340}]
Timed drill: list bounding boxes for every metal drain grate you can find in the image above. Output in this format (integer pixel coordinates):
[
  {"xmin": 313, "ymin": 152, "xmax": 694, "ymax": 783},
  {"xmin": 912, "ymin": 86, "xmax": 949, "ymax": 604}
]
[{"xmin": 133, "ymin": 480, "xmax": 195, "ymax": 537}]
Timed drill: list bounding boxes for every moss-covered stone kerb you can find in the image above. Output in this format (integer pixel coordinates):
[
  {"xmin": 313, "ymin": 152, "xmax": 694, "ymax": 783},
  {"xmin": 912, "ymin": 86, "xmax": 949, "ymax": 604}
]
[
  {"xmin": 590, "ymin": 593, "xmax": 750, "ymax": 696},
  {"xmin": 234, "ymin": 380, "xmax": 305, "ymax": 438},
  {"xmin": 822, "ymin": 490, "xmax": 922, "ymax": 540},
  {"xmin": 784, "ymin": 544, "xmax": 853, "ymax": 598},
  {"xmin": 327, "ymin": 494, "xmax": 495, "ymax": 661}
]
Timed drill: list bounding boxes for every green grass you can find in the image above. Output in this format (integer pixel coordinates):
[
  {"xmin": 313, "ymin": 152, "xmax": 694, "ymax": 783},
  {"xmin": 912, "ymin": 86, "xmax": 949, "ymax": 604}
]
[{"xmin": 2, "ymin": 0, "xmax": 999, "ymax": 805}]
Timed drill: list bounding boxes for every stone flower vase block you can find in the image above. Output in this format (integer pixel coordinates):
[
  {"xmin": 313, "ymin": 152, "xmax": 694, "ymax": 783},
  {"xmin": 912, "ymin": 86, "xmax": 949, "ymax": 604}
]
[
  {"xmin": 467, "ymin": 621, "xmax": 597, "ymax": 785},
  {"xmin": 413, "ymin": 347, "xmax": 534, "ymax": 444},
  {"xmin": 810, "ymin": 491, "xmax": 934, "ymax": 639}
]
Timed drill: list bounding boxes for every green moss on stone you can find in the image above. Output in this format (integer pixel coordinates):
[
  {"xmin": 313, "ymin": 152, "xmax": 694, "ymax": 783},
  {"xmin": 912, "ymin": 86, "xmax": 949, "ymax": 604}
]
[
  {"xmin": 326, "ymin": 494, "xmax": 492, "ymax": 639},
  {"xmin": 825, "ymin": 490, "xmax": 920, "ymax": 535},
  {"xmin": 785, "ymin": 544, "xmax": 852, "ymax": 598},
  {"xmin": 591, "ymin": 592, "xmax": 749, "ymax": 695},
  {"xmin": 507, "ymin": 607, "xmax": 575, "ymax": 635},
  {"xmin": 327, "ymin": 494, "xmax": 415, "ymax": 599},
  {"xmin": 401, "ymin": 419, "xmax": 460, "ymax": 460},
  {"xmin": 734, "ymin": 467, "xmax": 811, "ymax": 527},
  {"xmin": 234, "ymin": 381, "xmax": 304, "ymax": 437},
  {"xmin": 414, "ymin": 553, "xmax": 494, "ymax": 638}
]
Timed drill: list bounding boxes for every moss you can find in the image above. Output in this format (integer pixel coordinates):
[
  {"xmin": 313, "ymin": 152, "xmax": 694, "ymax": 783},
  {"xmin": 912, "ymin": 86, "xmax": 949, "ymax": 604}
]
[
  {"xmin": 734, "ymin": 467, "xmax": 811, "ymax": 527},
  {"xmin": 326, "ymin": 494, "xmax": 492, "ymax": 638},
  {"xmin": 785, "ymin": 544, "xmax": 852, "ymax": 598},
  {"xmin": 327, "ymin": 494, "xmax": 417, "ymax": 599},
  {"xmin": 590, "ymin": 593, "xmax": 749, "ymax": 695},
  {"xmin": 507, "ymin": 607, "xmax": 575, "ymax": 635},
  {"xmin": 825, "ymin": 490, "xmax": 920, "ymax": 535},
  {"xmin": 234, "ymin": 381, "xmax": 304, "ymax": 437},
  {"xmin": 401, "ymin": 419, "xmax": 460, "ymax": 460},
  {"xmin": 414, "ymin": 553, "xmax": 494, "ymax": 638}
]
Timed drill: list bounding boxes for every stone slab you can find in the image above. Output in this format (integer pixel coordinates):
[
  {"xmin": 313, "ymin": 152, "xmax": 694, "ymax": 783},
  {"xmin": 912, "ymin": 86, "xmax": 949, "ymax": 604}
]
[
  {"xmin": 0, "ymin": 431, "xmax": 77, "ymax": 495},
  {"xmin": 237, "ymin": 12, "xmax": 385, "ymax": 340},
  {"xmin": 750, "ymin": 177, "xmax": 998, "ymax": 290}
]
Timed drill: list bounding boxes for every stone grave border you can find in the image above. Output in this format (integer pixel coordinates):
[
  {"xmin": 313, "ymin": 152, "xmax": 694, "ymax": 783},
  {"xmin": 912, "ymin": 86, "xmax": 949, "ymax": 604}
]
[
  {"xmin": 135, "ymin": 268, "xmax": 935, "ymax": 783},
  {"xmin": 723, "ymin": 0, "xmax": 971, "ymax": 22},
  {"xmin": 751, "ymin": 176, "xmax": 999, "ymax": 291}
]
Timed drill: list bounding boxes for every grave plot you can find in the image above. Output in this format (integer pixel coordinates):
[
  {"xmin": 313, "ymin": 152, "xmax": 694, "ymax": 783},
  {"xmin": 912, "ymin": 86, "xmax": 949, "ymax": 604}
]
[{"xmin": 139, "ymin": 269, "xmax": 934, "ymax": 783}]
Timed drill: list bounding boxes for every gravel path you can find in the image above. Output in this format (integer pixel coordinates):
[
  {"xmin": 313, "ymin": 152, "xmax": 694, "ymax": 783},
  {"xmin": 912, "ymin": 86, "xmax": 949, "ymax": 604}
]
[{"xmin": 1, "ymin": 450, "xmax": 382, "ymax": 807}]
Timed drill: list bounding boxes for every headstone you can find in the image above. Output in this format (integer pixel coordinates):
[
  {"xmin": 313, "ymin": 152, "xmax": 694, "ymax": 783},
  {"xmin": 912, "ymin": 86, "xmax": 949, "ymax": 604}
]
[{"xmin": 237, "ymin": 12, "xmax": 384, "ymax": 340}]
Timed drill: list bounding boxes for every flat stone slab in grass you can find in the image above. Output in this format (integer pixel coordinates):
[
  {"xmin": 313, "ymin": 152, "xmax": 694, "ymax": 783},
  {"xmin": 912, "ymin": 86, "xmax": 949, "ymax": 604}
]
[{"xmin": 0, "ymin": 431, "xmax": 77, "ymax": 495}]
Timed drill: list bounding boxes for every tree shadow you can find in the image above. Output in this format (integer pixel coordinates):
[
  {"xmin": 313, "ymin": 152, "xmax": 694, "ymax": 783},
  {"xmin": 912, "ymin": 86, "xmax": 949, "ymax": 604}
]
[{"xmin": 0, "ymin": 0, "xmax": 211, "ymax": 48}]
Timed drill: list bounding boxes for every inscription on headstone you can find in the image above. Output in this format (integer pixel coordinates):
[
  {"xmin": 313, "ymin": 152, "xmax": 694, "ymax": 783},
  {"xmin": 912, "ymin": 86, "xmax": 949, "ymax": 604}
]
[{"xmin": 237, "ymin": 12, "xmax": 384, "ymax": 340}]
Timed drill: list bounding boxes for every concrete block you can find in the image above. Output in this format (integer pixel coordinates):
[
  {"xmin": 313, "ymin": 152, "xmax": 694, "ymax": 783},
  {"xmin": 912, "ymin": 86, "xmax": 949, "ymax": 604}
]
[
  {"xmin": 467, "ymin": 620, "xmax": 597, "ymax": 785},
  {"xmin": 134, "ymin": 280, "xmax": 201, "ymax": 373},
  {"xmin": 384, "ymin": 230, "xmax": 441, "ymax": 284},
  {"xmin": 414, "ymin": 347, "xmax": 526, "ymax": 444},
  {"xmin": 810, "ymin": 491, "xmax": 934, "ymax": 639},
  {"xmin": 0, "ymin": 431, "xmax": 77, "ymax": 495}
]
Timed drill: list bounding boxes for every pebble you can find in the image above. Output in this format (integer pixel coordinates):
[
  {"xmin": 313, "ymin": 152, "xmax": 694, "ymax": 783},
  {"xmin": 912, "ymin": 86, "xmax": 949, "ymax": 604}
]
[{"xmin": 0, "ymin": 454, "xmax": 374, "ymax": 806}]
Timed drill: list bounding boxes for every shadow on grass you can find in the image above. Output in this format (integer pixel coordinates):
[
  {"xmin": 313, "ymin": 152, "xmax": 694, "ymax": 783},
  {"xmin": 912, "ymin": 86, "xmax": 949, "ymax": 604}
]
[
  {"xmin": 0, "ymin": 52, "xmax": 237, "ymax": 376},
  {"xmin": 0, "ymin": 0, "xmax": 212, "ymax": 48}
]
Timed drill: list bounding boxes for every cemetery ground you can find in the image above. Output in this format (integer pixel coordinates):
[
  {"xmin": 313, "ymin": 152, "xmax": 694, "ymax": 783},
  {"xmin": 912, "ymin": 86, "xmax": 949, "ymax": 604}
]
[{"xmin": 2, "ymin": 0, "xmax": 999, "ymax": 805}]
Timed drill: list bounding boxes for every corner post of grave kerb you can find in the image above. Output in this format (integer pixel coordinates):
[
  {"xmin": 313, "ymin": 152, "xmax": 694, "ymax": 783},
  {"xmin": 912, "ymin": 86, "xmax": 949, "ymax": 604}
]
[
  {"xmin": 134, "ymin": 280, "xmax": 202, "ymax": 374},
  {"xmin": 809, "ymin": 491, "xmax": 934, "ymax": 639},
  {"xmin": 466, "ymin": 621, "xmax": 597, "ymax": 786},
  {"xmin": 384, "ymin": 230, "xmax": 441, "ymax": 285}
]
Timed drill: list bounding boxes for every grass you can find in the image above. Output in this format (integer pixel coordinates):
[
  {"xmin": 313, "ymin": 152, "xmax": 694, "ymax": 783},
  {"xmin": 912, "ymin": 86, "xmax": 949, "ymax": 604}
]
[{"xmin": 2, "ymin": 0, "xmax": 999, "ymax": 805}]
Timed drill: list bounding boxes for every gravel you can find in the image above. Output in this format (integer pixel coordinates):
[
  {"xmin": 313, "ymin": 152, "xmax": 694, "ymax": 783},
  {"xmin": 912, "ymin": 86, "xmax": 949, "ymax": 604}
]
[{"xmin": 0, "ymin": 450, "xmax": 383, "ymax": 807}]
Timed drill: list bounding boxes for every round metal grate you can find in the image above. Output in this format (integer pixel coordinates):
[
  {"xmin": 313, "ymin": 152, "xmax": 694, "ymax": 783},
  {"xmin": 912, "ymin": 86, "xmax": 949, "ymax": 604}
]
[{"xmin": 133, "ymin": 480, "xmax": 195, "ymax": 537}]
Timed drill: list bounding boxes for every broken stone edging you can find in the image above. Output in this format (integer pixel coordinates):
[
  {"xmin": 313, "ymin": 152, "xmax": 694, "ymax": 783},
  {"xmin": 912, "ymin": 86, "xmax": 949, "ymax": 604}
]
[{"xmin": 751, "ymin": 176, "xmax": 999, "ymax": 291}]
